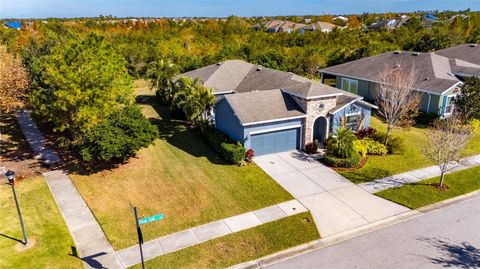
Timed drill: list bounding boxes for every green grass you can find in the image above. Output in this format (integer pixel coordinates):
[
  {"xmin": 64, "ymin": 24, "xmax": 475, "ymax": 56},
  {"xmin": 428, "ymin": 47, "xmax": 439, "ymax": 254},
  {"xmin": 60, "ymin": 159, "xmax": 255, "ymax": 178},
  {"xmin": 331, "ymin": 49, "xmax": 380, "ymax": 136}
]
[
  {"xmin": 0, "ymin": 178, "xmax": 83, "ymax": 269},
  {"xmin": 70, "ymin": 85, "xmax": 292, "ymax": 249},
  {"xmin": 376, "ymin": 166, "xmax": 480, "ymax": 209},
  {"xmin": 339, "ymin": 117, "xmax": 480, "ymax": 183},
  {"xmin": 132, "ymin": 212, "xmax": 319, "ymax": 269}
]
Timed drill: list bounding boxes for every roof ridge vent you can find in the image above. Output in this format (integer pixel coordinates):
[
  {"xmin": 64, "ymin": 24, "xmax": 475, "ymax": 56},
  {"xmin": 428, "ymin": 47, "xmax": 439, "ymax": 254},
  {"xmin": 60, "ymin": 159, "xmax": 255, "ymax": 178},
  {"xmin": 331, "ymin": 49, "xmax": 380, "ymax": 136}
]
[
  {"xmin": 393, "ymin": 51, "xmax": 402, "ymax": 54},
  {"xmin": 470, "ymin": 44, "xmax": 478, "ymax": 47},
  {"xmin": 216, "ymin": 62, "xmax": 222, "ymax": 66},
  {"xmin": 412, "ymin": 52, "xmax": 421, "ymax": 56},
  {"xmin": 256, "ymin": 67, "xmax": 263, "ymax": 71}
]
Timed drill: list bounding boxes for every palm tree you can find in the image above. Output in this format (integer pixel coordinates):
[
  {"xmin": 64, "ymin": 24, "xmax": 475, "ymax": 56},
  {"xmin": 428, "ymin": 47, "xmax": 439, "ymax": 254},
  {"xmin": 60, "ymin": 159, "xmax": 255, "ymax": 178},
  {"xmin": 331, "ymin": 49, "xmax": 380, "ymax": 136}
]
[
  {"xmin": 148, "ymin": 59, "xmax": 180, "ymax": 105},
  {"xmin": 328, "ymin": 128, "xmax": 358, "ymax": 158},
  {"xmin": 173, "ymin": 77, "xmax": 215, "ymax": 125}
]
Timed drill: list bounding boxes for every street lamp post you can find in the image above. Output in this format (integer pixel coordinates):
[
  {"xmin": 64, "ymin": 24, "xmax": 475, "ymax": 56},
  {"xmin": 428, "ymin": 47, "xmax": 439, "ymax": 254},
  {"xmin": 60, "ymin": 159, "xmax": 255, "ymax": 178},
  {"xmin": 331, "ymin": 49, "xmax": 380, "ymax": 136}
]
[{"xmin": 5, "ymin": 170, "xmax": 28, "ymax": 245}]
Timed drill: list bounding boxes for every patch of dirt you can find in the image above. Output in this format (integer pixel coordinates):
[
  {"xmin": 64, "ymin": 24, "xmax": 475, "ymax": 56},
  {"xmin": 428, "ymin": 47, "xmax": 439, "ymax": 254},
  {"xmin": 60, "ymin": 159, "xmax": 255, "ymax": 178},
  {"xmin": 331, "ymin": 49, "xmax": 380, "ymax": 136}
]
[
  {"xmin": 430, "ymin": 183, "xmax": 449, "ymax": 191},
  {"xmin": 14, "ymin": 238, "xmax": 37, "ymax": 252}
]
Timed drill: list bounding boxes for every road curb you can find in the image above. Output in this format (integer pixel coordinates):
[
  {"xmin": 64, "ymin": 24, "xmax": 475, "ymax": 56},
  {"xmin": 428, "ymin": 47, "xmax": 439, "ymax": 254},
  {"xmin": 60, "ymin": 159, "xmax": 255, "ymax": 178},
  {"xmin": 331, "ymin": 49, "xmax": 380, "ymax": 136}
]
[
  {"xmin": 230, "ymin": 188, "xmax": 480, "ymax": 269},
  {"xmin": 228, "ymin": 210, "xmax": 421, "ymax": 269}
]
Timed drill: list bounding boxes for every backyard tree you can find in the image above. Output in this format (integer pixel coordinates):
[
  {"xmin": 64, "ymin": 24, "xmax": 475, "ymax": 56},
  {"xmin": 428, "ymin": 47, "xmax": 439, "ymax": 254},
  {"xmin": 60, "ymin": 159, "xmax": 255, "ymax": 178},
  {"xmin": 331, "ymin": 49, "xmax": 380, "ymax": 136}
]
[
  {"xmin": 375, "ymin": 64, "xmax": 419, "ymax": 145},
  {"xmin": 173, "ymin": 77, "xmax": 216, "ymax": 126},
  {"xmin": 148, "ymin": 59, "xmax": 180, "ymax": 105},
  {"xmin": 0, "ymin": 46, "xmax": 29, "ymax": 114},
  {"xmin": 455, "ymin": 76, "xmax": 480, "ymax": 120},
  {"xmin": 424, "ymin": 114, "xmax": 473, "ymax": 188},
  {"xmin": 30, "ymin": 33, "xmax": 134, "ymax": 137}
]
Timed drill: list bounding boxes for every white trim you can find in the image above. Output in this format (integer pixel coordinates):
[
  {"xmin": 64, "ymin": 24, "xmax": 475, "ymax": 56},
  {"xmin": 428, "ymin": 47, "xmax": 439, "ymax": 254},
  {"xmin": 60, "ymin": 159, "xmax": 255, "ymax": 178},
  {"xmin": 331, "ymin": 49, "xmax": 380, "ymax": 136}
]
[
  {"xmin": 310, "ymin": 115, "xmax": 329, "ymax": 143},
  {"xmin": 443, "ymin": 94, "xmax": 457, "ymax": 116},
  {"xmin": 427, "ymin": 93, "xmax": 432, "ymax": 113},
  {"xmin": 439, "ymin": 81, "xmax": 464, "ymax": 96},
  {"xmin": 249, "ymin": 124, "xmax": 302, "ymax": 135},
  {"xmin": 281, "ymin": 89, "xmax": 342, "ymax": 100},
  {"xmin": 213, "ymin": 90, "xmax": 235, "ymax": 95},
  {"xmin": 321, "ymin": 71, "xmax": 455, "ymax": 96},
  {"xmin": 340, "ymin": 77, "xmax": 359, "ymax": 94},
  {"xmin": 242, "ymin": 115, "xmax": 307, "ymax": 126}
]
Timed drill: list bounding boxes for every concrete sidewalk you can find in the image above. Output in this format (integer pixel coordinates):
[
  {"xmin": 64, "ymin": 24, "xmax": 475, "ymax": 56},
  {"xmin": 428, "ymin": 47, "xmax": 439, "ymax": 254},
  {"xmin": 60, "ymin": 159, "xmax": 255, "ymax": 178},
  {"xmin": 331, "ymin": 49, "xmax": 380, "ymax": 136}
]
[
  {"xmin": 44, "ymin": 170, "xmax": 123, "ymax": 269},
  {"xmin": 116, "ymin": 199, "xmax": 307, "ymax": 267},
  {"xmin": 359, "ymin": 154, "xmax": 480, "ymax": 193},
  {"xmin": 15, "ymin": 110, "xmax": 61, "ymax": 165},
  {"xmin": 254, "ymin": 151, "xmax": 410, "ymax": 238}
]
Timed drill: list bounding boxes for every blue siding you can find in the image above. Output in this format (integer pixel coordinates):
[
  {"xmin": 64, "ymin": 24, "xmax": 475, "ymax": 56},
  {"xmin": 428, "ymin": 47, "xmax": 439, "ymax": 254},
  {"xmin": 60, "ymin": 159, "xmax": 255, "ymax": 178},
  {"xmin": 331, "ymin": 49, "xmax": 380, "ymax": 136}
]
[
  {"xmin": 331, "ymin": 102, "xmax": 372, "ymax": 133},
  {"xmin": 214, "ymin": 99, "xmax": 244, "ymax": 142},
  {"xmin": 244, "ymin": 118, "xmax": 304, "ymax": 150}
]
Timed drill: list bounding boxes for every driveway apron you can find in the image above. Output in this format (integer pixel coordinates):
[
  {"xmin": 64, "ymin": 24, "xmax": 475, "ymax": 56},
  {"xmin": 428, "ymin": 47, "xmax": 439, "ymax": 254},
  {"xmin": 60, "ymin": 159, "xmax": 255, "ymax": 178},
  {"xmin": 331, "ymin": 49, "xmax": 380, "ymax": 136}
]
[{"xmin": 254, "ymin": 151, "xmax": 410, "ymax": 237}]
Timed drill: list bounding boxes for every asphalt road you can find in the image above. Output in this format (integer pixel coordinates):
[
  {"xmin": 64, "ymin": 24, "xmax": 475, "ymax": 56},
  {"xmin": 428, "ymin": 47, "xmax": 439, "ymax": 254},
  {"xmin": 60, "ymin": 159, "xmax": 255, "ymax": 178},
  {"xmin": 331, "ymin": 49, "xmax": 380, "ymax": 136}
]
[{"xmin": 266, "ymin": 195, "xmax": 480, "ymax": 269}]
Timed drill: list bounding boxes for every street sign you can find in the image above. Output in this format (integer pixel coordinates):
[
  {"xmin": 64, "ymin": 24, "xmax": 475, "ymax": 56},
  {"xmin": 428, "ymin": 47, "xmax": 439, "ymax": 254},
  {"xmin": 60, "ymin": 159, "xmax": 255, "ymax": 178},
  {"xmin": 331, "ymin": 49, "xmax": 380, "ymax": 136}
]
[{"xmin": 138, "ymin": 214, "xmax": 164, "ymax": 225}]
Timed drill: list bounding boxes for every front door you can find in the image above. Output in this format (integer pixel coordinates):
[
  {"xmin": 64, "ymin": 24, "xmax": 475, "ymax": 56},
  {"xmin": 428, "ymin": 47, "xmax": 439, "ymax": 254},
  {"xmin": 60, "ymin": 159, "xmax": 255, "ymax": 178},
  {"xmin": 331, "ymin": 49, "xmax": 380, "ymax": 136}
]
[{"xmin": 313, "ymin": 116, "xmax": 328, "ymax": 146}]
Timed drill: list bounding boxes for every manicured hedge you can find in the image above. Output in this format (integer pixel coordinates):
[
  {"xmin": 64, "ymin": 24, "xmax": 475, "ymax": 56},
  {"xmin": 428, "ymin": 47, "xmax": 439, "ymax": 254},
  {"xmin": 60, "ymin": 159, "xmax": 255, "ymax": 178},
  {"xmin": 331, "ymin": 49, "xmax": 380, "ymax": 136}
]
[
  {"xmin": 202, "ymin": 127, "xmax": 246, "ymax": 165},
  {"xmin": 323, "ymin": 154, "xmax": 362, "ymax": 168}
]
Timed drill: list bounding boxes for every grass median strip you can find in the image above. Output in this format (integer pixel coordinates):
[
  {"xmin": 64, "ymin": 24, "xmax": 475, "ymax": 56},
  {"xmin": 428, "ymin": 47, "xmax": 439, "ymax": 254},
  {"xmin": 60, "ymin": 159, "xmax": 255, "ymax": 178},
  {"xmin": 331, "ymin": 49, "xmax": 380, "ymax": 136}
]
[
  {"xmin": 376, "ymin": 166, "xmax": 480, "ymax": 209},
  {"xmin": 131, "ymin": 212, "xmax": 319, "ymax": 269},
  {"xmin": 0, "ymin": 178, "xmax": 83, "ymax": 269}
]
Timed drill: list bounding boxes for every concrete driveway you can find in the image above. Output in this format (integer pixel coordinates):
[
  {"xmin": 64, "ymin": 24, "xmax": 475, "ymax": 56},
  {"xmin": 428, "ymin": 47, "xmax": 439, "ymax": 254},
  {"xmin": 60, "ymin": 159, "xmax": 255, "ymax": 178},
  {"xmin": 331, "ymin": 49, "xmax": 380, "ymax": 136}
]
[{"xmin": 255, "ymin": 151, "xmax": 409, "ymax": 237}]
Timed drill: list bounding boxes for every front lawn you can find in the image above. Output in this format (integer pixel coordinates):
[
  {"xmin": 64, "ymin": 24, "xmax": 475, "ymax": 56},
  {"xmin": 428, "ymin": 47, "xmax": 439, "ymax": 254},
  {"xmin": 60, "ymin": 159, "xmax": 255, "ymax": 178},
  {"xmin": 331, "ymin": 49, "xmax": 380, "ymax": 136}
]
[
  {"xmin": 70, "ymin": 84, "xmax": 292, "ymax": 249},
  {"xmin": 0, "ymin": 178, "xmax": 83, "ymax": 269},
  {"xmin": 340, "ymin": 117, "xmax": 480, "ymax": 183},
  {"xmin": 133, "ymin": 212, "xmax": 319, "ymax": 269},
  {"xmin": 376, "ymin": 166, "xmax": 480, "ymax": 209}
]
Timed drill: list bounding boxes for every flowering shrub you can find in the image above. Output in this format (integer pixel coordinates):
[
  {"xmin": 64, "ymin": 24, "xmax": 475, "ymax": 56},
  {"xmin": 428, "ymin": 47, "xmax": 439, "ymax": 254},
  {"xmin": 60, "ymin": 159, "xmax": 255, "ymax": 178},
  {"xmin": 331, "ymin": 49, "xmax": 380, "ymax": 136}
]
[{"xmin": 245, "ymin": 149, "xmax": 255, "ymax": 162}]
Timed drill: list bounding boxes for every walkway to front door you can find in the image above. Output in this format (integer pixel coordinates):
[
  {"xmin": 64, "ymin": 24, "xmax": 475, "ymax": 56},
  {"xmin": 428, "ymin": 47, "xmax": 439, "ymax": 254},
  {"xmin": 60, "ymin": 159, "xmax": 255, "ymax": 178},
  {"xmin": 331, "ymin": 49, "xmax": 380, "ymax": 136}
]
[{"xmin": 254, "ymin": 151, "xmax": 409, "ymax": 237}]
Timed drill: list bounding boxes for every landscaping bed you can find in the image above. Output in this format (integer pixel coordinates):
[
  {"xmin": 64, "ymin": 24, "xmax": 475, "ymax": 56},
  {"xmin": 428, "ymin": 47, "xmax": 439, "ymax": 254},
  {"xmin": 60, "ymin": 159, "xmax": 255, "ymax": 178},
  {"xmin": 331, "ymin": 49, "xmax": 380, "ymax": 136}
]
[
  {"xmin": 69, "ymin": 85, "xmax": 293, "ymax": 249},
  {"xmin": 132, "ymin": 212, "xmax": 319, "ymax": 269},
  {"xmin": 376, "ymin": 166, "xmax": 480, "ymax": 209},
  {"xmin": 0, "ymin": 178, "xmax": 83, "ymax": 269},
  {"xmin": 339, "ymin": 117, "xmax": 480, "ymax": 184}
]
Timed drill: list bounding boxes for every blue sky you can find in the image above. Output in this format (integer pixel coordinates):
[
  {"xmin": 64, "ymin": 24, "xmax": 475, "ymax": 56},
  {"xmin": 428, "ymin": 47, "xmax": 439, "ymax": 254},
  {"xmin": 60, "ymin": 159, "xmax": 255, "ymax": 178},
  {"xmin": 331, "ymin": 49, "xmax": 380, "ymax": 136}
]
[{"xmin": 1, "ymin": 0, "xmax": 478, "ymax": 19}]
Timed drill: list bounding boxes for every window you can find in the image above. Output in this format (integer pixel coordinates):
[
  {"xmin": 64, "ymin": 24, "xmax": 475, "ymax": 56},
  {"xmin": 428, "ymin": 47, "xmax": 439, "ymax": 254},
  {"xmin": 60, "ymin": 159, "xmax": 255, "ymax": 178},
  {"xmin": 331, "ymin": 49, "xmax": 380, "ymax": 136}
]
[
  {"xmin": 345, "ymin": 114, "xmax": 360, "ymax": 131},
  {"xmin": 341, "ymin": 78, "xmax": 359, "ymax": 94},
  {"xmin": 444, "ymin": 96, "xmax": 455, "ymax": 115}
]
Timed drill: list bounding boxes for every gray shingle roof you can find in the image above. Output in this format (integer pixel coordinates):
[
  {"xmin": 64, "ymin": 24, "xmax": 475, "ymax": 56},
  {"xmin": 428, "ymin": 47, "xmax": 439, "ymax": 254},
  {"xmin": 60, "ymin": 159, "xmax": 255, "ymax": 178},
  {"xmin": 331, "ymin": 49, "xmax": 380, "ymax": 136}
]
[
  {"xmin": 320, "ymin": 51, "xmax": 461, "ymax": 94},
  {"xmin": 223, "ymin": 89, "xmax": 306, "ymax": 125},
  {"xmin": 180, "ymin": 59, "xmax": 344, "ymax": 98},
  {"xmin": 436, "ymin": 44, "xmax": 480, "ymax": 77}
]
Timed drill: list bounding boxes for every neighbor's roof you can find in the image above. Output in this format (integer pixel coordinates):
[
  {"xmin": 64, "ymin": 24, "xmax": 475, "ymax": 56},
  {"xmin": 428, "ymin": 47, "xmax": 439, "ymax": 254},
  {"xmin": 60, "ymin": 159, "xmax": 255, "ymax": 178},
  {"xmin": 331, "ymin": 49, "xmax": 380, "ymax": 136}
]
[
  {"xmin": 320, "ymin": 51, "xmax": 461, "ymax": 95},
  {"xmin": 4, "ymin": 21, "xmax": 22, "ymax": 29},
  {"xmin": 179, "ymin": 59, "xmax": 344, "ymax": 98},
  {"xmin": 222, "ymin": 89, "xmax": 306, "ymax": 125},
  {"xmin": 303, "ymin": 21, "xmax": 336, "ymax": 31},
  {"xmin": 436, "ymin": 44, "xmax": 480, "ymax": 76}
]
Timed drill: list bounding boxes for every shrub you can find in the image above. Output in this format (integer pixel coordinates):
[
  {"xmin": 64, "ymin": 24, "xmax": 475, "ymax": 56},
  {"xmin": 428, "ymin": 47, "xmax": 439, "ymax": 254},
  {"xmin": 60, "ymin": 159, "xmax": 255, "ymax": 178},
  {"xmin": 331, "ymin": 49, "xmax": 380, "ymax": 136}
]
[
  {"xmin": 245, "ymin": 149, "xmax": 255, "ymax": 163},
  {"xmin": 372, "ymin": 132, "xmax": 405, "ymax": 154},
  {"xmin": 355, "ymin": 127, "xmax": 377, "ymax": 139},
  {"xmin": 416, "ymin": 111, "xmax": 438, "ymax": 126},
  {"xmin": 305, "ymin": 141, "xmax": 319, "ymax": 154},
  {"xmin": 353, "ymin": 140, "xmax": 368, "ymax": 157},
  {"xmin": 79, "ymin": 106, "xmax": 158, "ymax": 162},
  {"xmin": 202, "ymin": 127, "xmax": 246, "ymax": 165},
  {"xmin": 323, "ymin": 154, "xmax": 362, "ymax": 168},
  {"xmin": 326, "ymin": 128, "xmax": 358, "ymax": 158}
]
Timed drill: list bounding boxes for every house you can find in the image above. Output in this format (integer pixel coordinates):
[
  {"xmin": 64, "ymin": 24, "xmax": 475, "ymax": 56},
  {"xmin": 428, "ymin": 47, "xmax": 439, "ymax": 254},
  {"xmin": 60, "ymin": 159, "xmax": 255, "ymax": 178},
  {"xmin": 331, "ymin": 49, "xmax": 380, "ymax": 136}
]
[
  {"xmin": 252, "ymin": 20, "xmax": 306, "ymax": 33},
  {"xmin": 300, "ymin": 22, "xmax": 336, "ymax": 33},
  {"xmin": 368, "ymin": 16, "xmax": 408, "ymax": 30},
  {"xmin": 320, "ymin": 44, "xmax": 480, "ymax": 117},
  {"xmin": 3, "ymin": 21, "xmax": 22, "ymax": 30},
  {"xmin": 423, "ymin": 13, "xmax": 438, "ymax": 28},
  {"xmin": 178, "ymin": 60, "xmax": 376, "ymax": 156},
  {"xmin": 333, "ymin": 16, "xmax": 349, "ymax": 22}
]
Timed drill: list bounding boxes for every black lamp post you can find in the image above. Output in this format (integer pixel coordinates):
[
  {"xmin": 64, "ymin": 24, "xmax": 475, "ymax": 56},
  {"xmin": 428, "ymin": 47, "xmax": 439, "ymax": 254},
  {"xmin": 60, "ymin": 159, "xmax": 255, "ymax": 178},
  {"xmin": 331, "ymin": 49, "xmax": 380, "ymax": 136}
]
[{"xmin": 5, "ymin": 170, "xmax": 28, "ymax": 245}]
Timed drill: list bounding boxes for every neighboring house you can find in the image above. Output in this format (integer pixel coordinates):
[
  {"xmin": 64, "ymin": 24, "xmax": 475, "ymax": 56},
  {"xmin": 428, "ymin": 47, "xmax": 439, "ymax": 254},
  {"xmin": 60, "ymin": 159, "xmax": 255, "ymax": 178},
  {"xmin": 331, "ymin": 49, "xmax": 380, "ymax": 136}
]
[
  {"xmin": 3, "ymin": 21, "xmax": 22, "ymax": 30},
  {"xmin": 300, "ymin": 22, "xmax": 336, "ymax": 33},
  {"xmin": 423, "ymin": 13, "xmax": 439, "ymax": 28},
  {"xmin": 179, "ymin": 60, "xmax": 376, "ymax": 156},
  {"xmin": 320, "ymin": 44, "xmax": 480, "ymax": 117},
  {"xmin": 333, "ymin": 16, "xmax": 349, "ymax": 22},
  {"xmin": 368, "ymin": 16, "xmax": 408, "ymax": 30},
  {"xmin": 449, "ymin": 14, "xmax": 468, "ymax": 21},
  {"xmin": 252, "ymin": 20, "xmax": 306, "ymax": 33}
]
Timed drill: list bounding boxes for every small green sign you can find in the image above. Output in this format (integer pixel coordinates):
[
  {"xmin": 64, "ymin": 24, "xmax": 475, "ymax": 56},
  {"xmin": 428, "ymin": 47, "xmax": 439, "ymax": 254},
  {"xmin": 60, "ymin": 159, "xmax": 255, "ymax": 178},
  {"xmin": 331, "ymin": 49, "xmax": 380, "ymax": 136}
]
[{"xmin": 138, "ymin": 214, "xmax": 164, "ymax": 225}]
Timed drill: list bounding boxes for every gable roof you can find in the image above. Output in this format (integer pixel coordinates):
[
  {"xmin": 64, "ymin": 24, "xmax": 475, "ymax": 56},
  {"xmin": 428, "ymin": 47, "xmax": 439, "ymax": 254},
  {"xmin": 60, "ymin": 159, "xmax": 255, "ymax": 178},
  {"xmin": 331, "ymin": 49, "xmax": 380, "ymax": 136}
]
[
  {"xmin": 435, "ymin": 44, "xmax": 480, "ymax": 77},
  {"xmin": 221, "ymin": 89, "xmax": 306, "ymax": 126},
  {"xmin": 320, "ymin": 51, "xmax": 461, "ymax": 95},
  {"xmin": 180, "ymin": 59, "xmax": 344, "ymax": 98},
  {"xmin": 4, "ymin": 21, "xmax": 22, "ymax": 29},
  {"xmin": 303, "ymin": 22, "xmax": 336, "ymax": 31}
]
